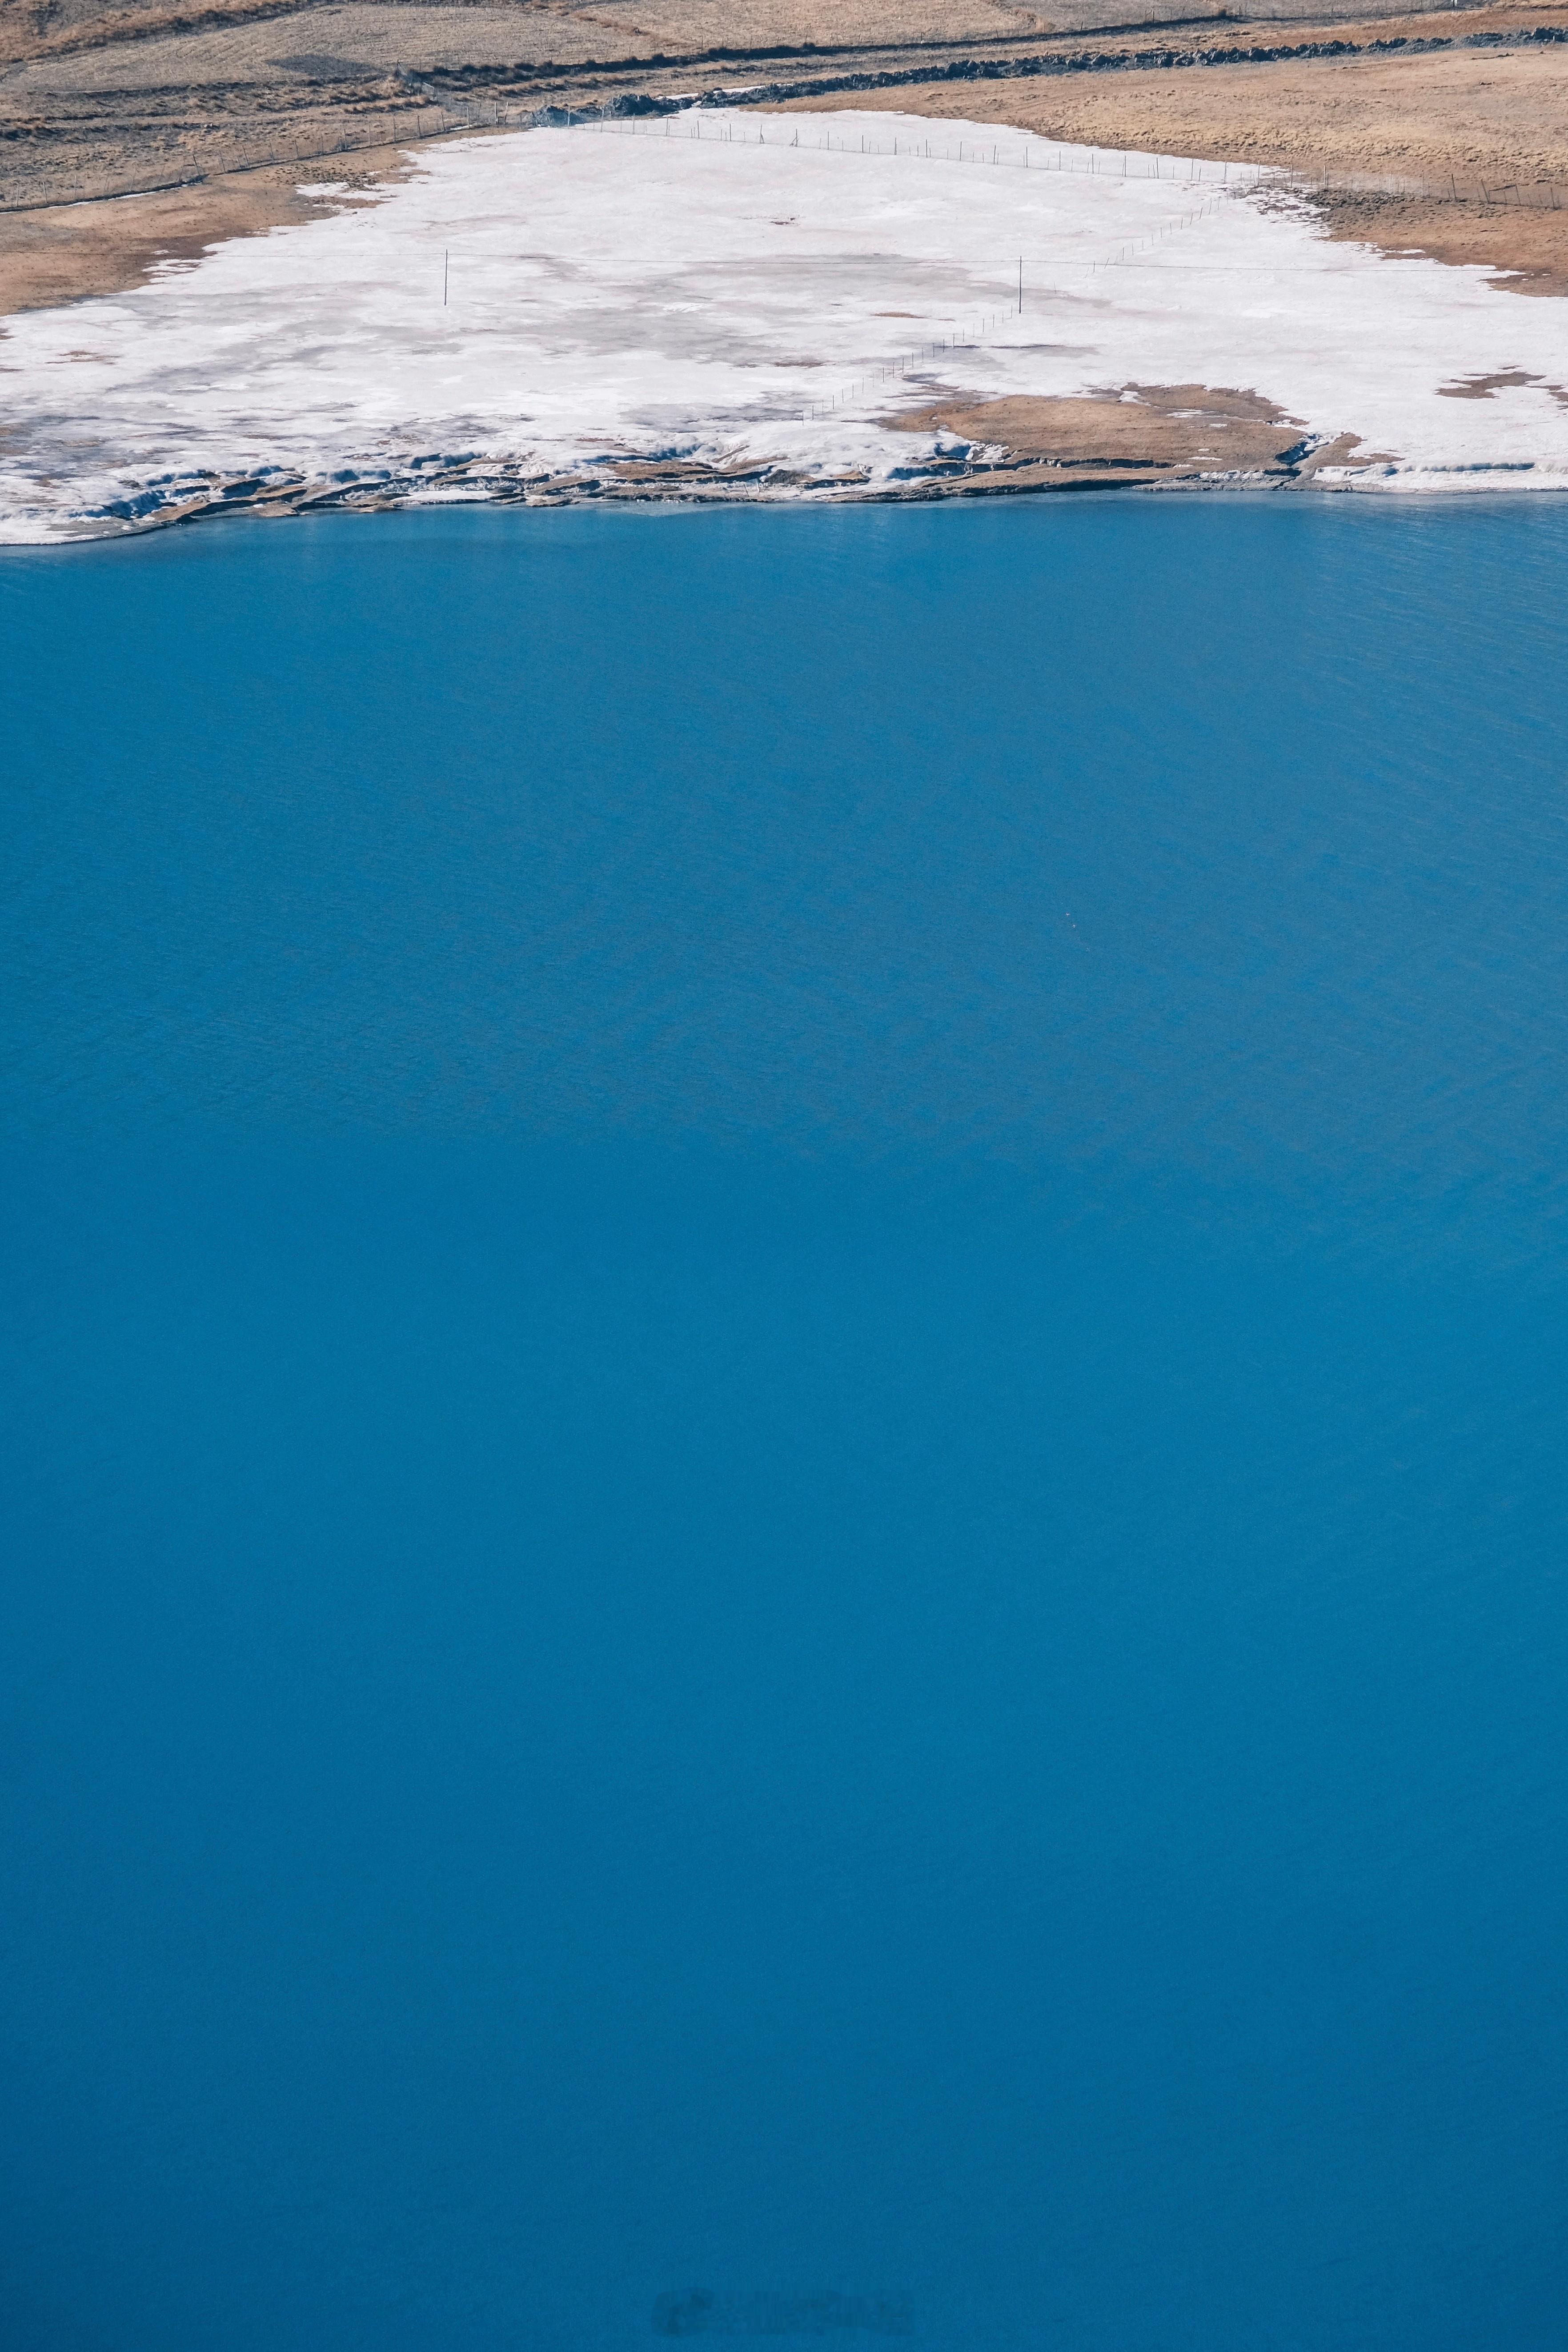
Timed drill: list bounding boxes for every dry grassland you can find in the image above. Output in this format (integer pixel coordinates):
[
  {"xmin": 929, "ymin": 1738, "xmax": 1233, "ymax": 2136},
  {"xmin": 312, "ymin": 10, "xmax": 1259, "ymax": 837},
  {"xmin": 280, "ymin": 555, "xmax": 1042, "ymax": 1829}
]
[{"xmin": 2, "ymin": 0, "xmax": 1565, "ymax": 311}]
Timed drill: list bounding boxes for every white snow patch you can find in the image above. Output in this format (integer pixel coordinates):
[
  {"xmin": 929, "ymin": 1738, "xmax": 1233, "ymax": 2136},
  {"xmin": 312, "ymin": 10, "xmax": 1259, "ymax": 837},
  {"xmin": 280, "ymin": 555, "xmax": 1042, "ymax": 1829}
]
[{"xmin": 3, "ymin": 108, "xmax": 1567, "ymax": 541}]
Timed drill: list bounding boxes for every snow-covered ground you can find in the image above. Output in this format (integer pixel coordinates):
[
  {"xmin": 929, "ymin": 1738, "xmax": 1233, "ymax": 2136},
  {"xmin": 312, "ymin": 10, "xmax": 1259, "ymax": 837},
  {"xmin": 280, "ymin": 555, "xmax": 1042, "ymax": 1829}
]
[{"xmin": 4, "ymin": 108, "xmax": 1568, "ymax": 541}]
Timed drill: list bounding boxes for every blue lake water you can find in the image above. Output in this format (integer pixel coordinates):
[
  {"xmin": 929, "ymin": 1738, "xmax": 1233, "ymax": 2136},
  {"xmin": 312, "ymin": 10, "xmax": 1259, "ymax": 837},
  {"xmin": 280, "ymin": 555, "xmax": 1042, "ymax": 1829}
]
[{"xmin": 3, "ymin": 497, "xmax": 1566, "ymax": 2352}]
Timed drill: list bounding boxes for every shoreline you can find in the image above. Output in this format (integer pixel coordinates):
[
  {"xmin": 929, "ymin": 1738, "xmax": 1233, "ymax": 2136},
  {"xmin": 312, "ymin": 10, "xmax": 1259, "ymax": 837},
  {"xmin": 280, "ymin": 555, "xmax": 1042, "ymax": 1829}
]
[
  {"xmin": 19, "ymin": 441, "xmax": 1567, "ymax": 551},
  {"xmin": 4, "ymin": 111, "xmax": 1567, "ymax": 544}
]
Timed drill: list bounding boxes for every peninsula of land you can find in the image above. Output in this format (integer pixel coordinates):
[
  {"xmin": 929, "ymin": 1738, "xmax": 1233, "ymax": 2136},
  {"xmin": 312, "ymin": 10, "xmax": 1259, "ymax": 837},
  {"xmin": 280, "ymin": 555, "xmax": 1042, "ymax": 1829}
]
[{"xmin": 3, "ymin": 0, "xmax": 1567, "ymax": 534}]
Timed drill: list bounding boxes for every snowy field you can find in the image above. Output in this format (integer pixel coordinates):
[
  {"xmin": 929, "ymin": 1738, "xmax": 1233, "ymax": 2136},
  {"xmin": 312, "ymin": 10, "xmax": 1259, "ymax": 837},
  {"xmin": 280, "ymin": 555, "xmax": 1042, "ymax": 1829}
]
[{"xmin": 4, "ymin": 108, "xmax": 1568, "ymax": 541}]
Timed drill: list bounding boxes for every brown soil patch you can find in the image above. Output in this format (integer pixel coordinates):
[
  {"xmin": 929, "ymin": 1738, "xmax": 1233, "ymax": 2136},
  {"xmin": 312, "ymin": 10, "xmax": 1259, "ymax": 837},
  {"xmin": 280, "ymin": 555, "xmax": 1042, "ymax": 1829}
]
[
  {"xmin": 0, "ymin": 141, "xmax": 424, "ymax": 313},
  {"xmin": 1313, "ymin": 186, "xmax": 1568, "ymax": 295},
  {"xmin": 896, "ymin": 384, "xmax": 1320, "ymax": 479},
  {"xmin": 1436, "ymin": 364, "xmax": 1568, "ymax": 394}
]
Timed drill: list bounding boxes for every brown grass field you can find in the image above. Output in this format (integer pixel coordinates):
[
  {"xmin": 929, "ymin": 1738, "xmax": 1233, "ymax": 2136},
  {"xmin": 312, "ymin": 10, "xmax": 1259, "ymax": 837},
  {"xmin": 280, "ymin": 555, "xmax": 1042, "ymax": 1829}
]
[{"xmin": 2, "ymin": 0, "xmax": 1565, "ymax": 310}]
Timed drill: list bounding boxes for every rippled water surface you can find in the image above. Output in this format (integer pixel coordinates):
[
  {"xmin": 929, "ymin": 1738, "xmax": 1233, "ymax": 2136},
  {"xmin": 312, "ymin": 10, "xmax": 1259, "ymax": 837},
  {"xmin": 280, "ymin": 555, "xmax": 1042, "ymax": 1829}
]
[{"xmin": 3, "ymin": 499, "xmax": 1566, "ymax": 2352}]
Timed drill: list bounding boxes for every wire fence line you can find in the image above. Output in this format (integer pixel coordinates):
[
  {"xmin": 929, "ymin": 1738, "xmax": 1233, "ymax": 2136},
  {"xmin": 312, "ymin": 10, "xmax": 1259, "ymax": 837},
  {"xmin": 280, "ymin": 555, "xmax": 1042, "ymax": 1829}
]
[
  {"xmin": 576, "ymin": 114, "xmax": 1249, "ymax": 420},
  {"xmin": 584, "ymin": 109, "xmax": 1567, "ymax": 215},
  {"xmin": 590, "ymin": 111, "xmax": 1258, "ymax": 190},
  {"xmin": 1279, "ymin": 164, "xmax": 1565, "ymax": 210}
]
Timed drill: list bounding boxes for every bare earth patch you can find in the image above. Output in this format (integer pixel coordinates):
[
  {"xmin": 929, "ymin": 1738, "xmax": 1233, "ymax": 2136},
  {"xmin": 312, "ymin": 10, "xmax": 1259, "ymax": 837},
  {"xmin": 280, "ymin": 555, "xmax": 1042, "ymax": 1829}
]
[
  {"xmin": 0, "ymin": 144, "xmax": 427, "ymax": 313},
  {"xmin": 889, "ymin": 385, "xmax": 1379, "ymax": 493},
  {"xmin": 1316, "ymin": 188, "xmax": 1568, "ymax": 297},
  {"xmin": 1437, "ymin": 365, "xmax": 1568, "ymax": 396}
]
